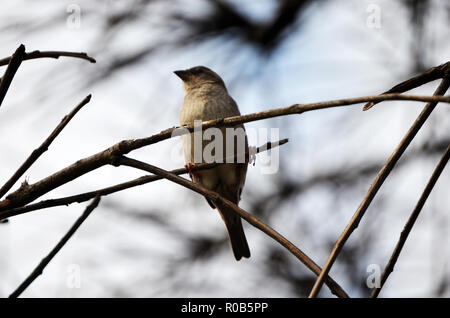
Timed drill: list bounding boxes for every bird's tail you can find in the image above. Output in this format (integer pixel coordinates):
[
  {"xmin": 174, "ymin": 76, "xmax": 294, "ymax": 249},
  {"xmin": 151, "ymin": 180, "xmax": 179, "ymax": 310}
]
[{"xmin": 217, "ymin": 205, "xmax": 250, "ymax": 261}]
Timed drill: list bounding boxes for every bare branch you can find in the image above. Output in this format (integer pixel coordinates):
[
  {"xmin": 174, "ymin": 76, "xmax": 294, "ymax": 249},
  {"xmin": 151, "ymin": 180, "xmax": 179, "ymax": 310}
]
[
  {"xmin": 0, "ymin": 44, "xmax": 26, "ymax": 108},
  {"xmin": 117, "ymin": 156, "xmax": 349, "ymax": 298},
  {"xmin": 0, "ymin": 139, "xmax": 288, "ymax": 220},
  {"xmin": 0, "ymin": 49, "xmax": 96, "ymax": 67},
  {"xmin": 371, "ymin": 144, "xmax": 450, "ymax": 298},
  {"xmin": 0, "ymin": 95, "xmax": 92, "ymax": 199},
  {"xmin": 363, "ymin": 61, "xmax": 450, "ymax": 110},
  {"xmin": 308, "ymin": 77, "xmax": 450, "ymax": 298},
  {"xmin": 9, "ymin": 196, "xmax": 101, "ymax": 298}
]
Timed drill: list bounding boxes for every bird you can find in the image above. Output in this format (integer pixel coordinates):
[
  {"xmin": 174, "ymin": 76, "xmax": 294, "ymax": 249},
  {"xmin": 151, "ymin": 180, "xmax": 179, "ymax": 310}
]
[{"xmin": 174, "ymin": 66, "xmax": 250, "ymax": 261}]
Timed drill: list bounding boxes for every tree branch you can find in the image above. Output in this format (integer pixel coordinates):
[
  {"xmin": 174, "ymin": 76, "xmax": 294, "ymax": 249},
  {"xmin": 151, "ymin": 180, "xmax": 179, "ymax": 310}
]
[
  {"xmin": 363, "ymin": 61, "xmax": 450, "ymax": 110},
  {"xmin": 0, "ymin": 139, "xmax": 288, "ymax": 220},
  {"xmin": 0, "ymin": 44, "xmax": 26, "ymax": 108},
  {"xmin": 9, "ymin": 196, "xmax": 101, "ymax": 298},
  {"xmin": 308, "ymin": 77, "xmax": 450, "ymax": 298},
  {"xmin": 1, "ymin": 94, "xmax": 449, "ymax": 213},
  {"xmin": 370, "ymin": 144, "xmax": 450, "ymax": 298},
  {"xmin": 0, "ymin": 95, "xmax": 92, "ymax": 199},
  {"xmin": 0, "ymin": 49, "xmax": 96, "ymax": 67},
  {"xmin": 117, "ymin": 156, "xmax": 349, "ymax": 298}
]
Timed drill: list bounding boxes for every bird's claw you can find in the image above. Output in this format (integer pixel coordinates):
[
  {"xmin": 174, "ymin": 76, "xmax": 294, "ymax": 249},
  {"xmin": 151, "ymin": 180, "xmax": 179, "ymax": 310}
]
[{"xmin": 185, "ymin": 162, "xmax": 199, "ymax": 180}]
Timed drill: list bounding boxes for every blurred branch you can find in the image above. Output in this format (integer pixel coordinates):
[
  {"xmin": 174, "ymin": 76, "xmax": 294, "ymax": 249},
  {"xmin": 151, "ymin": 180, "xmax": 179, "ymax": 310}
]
[
  {"xmin": 404, "ymin": 0, "xmax": 430, "ymax": 73},
  {"xmin": 93, "ymin": 45, "xmax": 155, "ymax": 82},
  {"xmin": 371, "ymin": 144, "xmax": 450, "ymax": 298},
  {"xmin": 0, "ymin": 139, "xmax": 288, "ymax": 220},
  {"xmin": 0, "ymin": 49, "xmax": 96, "ymax": 67},
  {"xmin": 363, "ymin": 61, "xmax": 450, "ymax": 110},
  {"xmin": 9, "ymin": 196, "xmax": 101, "ymax": 298},
  {"xmin": 0, "ymin": 95, "xmax": 91, "ymax": 199},
  {"xmin": 309, "ymin": 76, "xmax": 450, "ymax": 298},
  {"xmin": 117, "ymin": 156, "xmax": 349, "ymax": 298},
  {"xmin": 0, "ymin": 44, "xmax": 26, "ymax": 108},
  {"xmin": 1, "ymin": 93, "xmax": 448, "ymax": 213},
  {"xmin": 174, "ymin": 0, "xmax": 310, "ymax": 52}
]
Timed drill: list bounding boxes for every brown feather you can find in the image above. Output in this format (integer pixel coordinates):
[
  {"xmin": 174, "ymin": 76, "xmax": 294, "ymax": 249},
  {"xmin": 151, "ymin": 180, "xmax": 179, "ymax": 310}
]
[{"xmin": 178, "ymin": 66, "xmax": 250, "ymax": 260}]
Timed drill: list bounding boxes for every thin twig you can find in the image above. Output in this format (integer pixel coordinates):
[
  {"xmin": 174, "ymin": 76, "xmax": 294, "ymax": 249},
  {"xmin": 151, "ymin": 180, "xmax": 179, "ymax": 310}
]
[
  {"xmin": 308, "ymin": 77, "xmax": 450, "ymax": 298},
  {"xmin": 9, "ymin": 196, "xmax": 101, "ymax": 298},
  {"xmin": 0, "ymin": 49, "xmax": 96, "ymax": 66},
  {"xmin": 371, "ymin": 144, "xmax": 450, "ymax": 298},
  {"xmin": 0, "ymin": 44, "xmax": 26, "ymax": 108},
  {"xmin": 0, "ymin": 95, "xmax": 92, "ymax": 199},
  {"xmin": 118, "ymin": 156, "xmax": 349, "ymax": 298},
  {"xmin": 1, "ymin": 94, "xmax": 449, "ymax": 213},
  {"xmin": 0, "ymin": 139, "xmax": 288, "ymax": 220},
  {"xmin": 363, "ymin": 61, "xmax": 450, "ymax": 110}
]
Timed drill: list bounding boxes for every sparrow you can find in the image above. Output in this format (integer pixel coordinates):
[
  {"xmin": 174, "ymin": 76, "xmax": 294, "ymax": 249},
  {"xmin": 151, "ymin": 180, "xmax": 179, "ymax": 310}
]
[{"xmin": 175, "ymin": 66, "xmax": 250, "ymax": 261}]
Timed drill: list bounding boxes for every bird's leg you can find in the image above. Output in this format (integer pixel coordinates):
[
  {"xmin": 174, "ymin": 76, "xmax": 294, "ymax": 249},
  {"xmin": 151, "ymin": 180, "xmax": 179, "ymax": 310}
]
[{"xmin": 185, "ymin": 162, "xmax": 200, "ymax": 180}]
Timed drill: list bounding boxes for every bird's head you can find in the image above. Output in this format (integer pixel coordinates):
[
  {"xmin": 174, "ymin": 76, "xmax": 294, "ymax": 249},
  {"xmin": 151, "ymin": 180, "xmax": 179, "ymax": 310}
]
[{"xmin": 174, "ymin": 66, "xmax": 226, "ymax": 91}]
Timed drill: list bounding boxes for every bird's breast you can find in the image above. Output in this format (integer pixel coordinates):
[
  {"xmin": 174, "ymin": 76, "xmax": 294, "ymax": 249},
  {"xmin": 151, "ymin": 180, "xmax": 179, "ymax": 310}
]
[{"xmin": 181, "ymin": 87, "xmax": 239, "ymax": 124}]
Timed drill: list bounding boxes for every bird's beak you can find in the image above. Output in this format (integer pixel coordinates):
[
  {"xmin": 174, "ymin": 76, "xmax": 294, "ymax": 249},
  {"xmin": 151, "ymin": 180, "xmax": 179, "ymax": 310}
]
[{"xmin": 174, "ymin": 70, "xmax": 191, "ymax": 81}]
